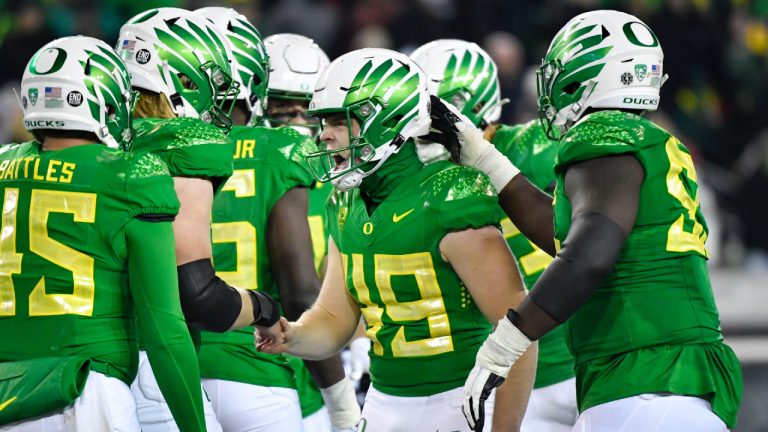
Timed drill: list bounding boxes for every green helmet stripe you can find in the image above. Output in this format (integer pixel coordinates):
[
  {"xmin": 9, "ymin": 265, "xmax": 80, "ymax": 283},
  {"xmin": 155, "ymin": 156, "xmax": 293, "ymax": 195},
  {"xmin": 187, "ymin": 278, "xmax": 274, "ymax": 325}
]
[
  {"xmin": 548, "ymin": 24, "xmax": 597, "ymax": 60},
  {"xmin": 380, "ymin": 73, "xmax": 419, "ymax": 122},
  {"xmin": 155, "ymin": 28, "xmax": 204, "ymax": 78},
  {"xmin": 186, "ymin": 20, "xmax": 228, "ymax": 68},
  {"xmin": 558, "ymin": 47, "xmax": 612, "ymax": 82},
  {"xmin": 344, "ymin": 59, "xmax": 386, "ymax": 105},
  {"xmin": 128, "ymin": 9, "xmax": 159, "ymax": 25}
]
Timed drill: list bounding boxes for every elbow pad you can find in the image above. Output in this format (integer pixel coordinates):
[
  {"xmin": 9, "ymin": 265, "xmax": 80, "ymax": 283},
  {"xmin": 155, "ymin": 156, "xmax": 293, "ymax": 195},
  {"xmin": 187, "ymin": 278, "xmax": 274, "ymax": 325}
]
[
  {"xmin": 177, "ymin": 259, "xmax": 242, "ymax": 333},
  {"xmin": 248, "ymin": 290, "xmax": 280, "ymax": 328}
]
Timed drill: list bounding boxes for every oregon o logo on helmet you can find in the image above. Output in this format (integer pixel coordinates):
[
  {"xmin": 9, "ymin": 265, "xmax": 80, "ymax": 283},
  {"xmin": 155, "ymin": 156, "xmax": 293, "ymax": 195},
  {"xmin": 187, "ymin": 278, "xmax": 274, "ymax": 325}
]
[
  {"xmin": 623, "ymin": 22, "xmax": 659, "ymax": 47},
  {"xmin": 67, "ymin": 91, "xmax": 83, "ymax": 107},
  {"xmin": 623, "ymin": 97, "xmax": 658, "ymax": 106},
  {"xmin": 135, "ymin": 49, "xmax": 151, "ymax": 65},
  {"xmin": 29, "ymin": 48, "xmax": 67, "ymax": 75}
]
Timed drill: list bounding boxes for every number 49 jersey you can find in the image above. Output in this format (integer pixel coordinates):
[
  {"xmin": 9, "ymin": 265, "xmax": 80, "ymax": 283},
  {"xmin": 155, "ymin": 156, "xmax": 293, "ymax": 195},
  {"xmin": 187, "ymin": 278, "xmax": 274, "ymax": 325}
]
[
  {"xmin": 554, "ymin": 110, "xmax": 742, "ymax": 428},
  {"xmin": 327, "ymin": 160, "xmax": 505, "ymax": 397},
  {"xmin": 0, "ymin": 141, "xmax": 179, "ymax": 385}
]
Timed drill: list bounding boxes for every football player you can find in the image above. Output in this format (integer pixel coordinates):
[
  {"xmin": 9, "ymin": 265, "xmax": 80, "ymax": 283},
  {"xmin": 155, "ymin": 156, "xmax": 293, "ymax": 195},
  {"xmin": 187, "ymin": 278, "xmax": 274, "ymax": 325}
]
[
  {"xmin": 433, "ymin": 10, "xmax": 743, "ymax": 431},
  {"xmin": 256, "ymin": 48, "xmax": 537, "ymax": 432},
  {"xmin": 412, "ymin": 39, "xmax": 578, "ymax": 431},
  {"xmin": 117, "ymin": 8, "xmax": 281, "ymax": 431},
  {"xmin": 0, "ymin": 36, "xmax": 204, "ymax": 431},
  {"xmin": 263, "ymin": 32, "xmax": 373, "ymax": 430},
  {"xmin": 195, "ymin": 8, "xmax": 359, "ymax": 432}
]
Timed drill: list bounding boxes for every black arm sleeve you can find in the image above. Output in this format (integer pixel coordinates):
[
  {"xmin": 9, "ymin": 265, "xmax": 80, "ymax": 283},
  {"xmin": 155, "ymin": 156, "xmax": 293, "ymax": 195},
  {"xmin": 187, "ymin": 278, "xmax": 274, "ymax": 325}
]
[
  {"xmin": 511, "ymin": 154, "xmax": 643, "ymax": 340},
  {"xmin": 177, "ymin": 259, "xmax": 279, "ymax": 332}
]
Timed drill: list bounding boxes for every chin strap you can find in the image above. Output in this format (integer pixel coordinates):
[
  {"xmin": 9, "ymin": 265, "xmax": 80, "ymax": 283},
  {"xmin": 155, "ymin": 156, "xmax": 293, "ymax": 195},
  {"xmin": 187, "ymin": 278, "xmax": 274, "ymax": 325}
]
[{"xmin": 554, "ymin": 80, "xmax": 597, "ymax": 134}]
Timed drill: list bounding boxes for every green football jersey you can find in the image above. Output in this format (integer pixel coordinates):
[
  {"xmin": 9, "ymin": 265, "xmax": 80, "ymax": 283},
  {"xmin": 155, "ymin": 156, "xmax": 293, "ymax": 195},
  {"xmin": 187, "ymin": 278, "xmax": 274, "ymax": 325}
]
[
  {"xmin": 198, "ymin": 125, "xmax": 317, "ymax": 388},
  {"xmin": 130, "ymin": 117, "xmax": 234, "ymax": 190},
  {"xmin": 308, "ymin": 181, "xmax": 333, "ymax": 272},
  {"xmin": 327, "ymin": 159, "xmax": 504, "ymax": 397},
  {"xmin": 0, "ymin": 142, "xmax": 179, "ymax": 385},
  {"xmin": 492, "ymin": 121, "xmax": 575, "ymax": 389},
  {"xmin": 554, "ymin": 110, "xmax": 742, "ymax": 427}
]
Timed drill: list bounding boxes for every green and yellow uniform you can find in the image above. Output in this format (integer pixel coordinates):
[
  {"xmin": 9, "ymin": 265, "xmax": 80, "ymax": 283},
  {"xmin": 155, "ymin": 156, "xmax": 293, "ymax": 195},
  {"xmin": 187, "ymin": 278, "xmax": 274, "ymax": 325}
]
[
  {"xmin": 130, "ymin": 117, "xmax": 234, "ymax": 191},
  {"xmin": 328, "ymin": 154, "xmax": 504, "ymax": 396},
  {"xmin": 553, "ymin": 111, "xmax": 742, "ymax": 428},
  {"xmin": 308, "ymin": 181, "xmax": 334, "ymax": 273},
  {"xmin": 199, "ymin": 125, "xmax": 318, "ymax": 391},
  {"xmin": 0, "ymin": 141, "xmax": 203, "ymax": 429},
  {"xmin": 492, "ymin": 120, "xmax": 575, "ymax": 389}
]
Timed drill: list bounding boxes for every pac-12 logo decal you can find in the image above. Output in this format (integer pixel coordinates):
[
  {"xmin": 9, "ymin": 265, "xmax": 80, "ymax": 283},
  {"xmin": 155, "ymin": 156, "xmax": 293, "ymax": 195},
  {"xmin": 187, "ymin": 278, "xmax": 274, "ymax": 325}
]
[{"xmin": 28, "ymin": 88, "xmax": 38, "ymax": 106}]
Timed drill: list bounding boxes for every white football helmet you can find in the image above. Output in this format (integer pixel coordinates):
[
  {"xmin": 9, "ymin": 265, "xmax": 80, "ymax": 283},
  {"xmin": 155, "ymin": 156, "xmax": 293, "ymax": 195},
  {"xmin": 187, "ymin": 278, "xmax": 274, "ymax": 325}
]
[
  {"xmin": 117, "ymin": 8, "xmax": 239, "ymax": 130},
  {"xmin": 196, "ymin": 7, "xmax": 269, "ymax": 126},
  {"xmin": 537, "ymin": 10, "xmax": 667, "ymax": 138},
  {"xmin": 21, "ymin": 36, "xmax": 136, "ymax": 149},
  {"xmin": 264, "ymin": 33, "xmax": 330, "ymax": 102},
  {"xmin": 411, "ymin": 39, "xmax": 503, "ymax": 128},
  {"xmin": 306, "ymin": 48, "xmax": 430, "ymax": 191}
]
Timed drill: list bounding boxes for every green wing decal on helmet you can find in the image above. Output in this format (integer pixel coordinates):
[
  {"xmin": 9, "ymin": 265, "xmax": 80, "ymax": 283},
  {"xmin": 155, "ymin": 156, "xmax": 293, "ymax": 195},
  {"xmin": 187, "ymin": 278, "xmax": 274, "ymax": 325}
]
[
  {"xmin": 537, "ymin": 10, "xmax": 665, "ymax": 139},
  {"xmin": 437, "ymin": 49, "xmax": 499, "ymax": 127}
]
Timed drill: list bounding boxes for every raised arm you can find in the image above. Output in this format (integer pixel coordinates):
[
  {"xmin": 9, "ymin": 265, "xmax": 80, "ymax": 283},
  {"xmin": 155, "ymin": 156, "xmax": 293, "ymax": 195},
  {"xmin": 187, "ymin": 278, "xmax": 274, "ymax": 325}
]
[
  {"xmin": 267, "ymin": 187, "xmax": 360, "ymax": 430},
  {"xmin": 173, "ymin": 177, "xmax": 278, "ymax": 332},
  {"xmin": 126, "ymin": 218, "xmax": 205, "ymax": 432},
  {"xmin": 426, "ymin": 96, "xmax": 555, "ymax": 255},
  {"xmin": 441, "ymin": 226, "xmax": 537, "ymax": 432}
]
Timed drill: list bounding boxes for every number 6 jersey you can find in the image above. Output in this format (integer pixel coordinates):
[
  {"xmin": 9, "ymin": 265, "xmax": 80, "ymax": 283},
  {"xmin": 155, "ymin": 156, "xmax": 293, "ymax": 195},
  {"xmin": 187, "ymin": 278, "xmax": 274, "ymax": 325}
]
[{"xmin": 553, "ymin": 110, "xmax": 742, "ymax": 428}]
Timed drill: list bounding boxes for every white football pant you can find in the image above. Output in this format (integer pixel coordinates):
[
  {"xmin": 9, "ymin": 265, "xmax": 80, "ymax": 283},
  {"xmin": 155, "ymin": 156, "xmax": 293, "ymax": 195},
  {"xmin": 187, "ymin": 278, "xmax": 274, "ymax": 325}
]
[
  {"xmin": 131, "ymin": 351, "xmax": 221, "ymax": 432},
  {"xmin": 521, "ymin": 377, "xmax": 578, "ymax": 432},
  {"xmin": 202, "ymin": 378, "xmax": 303, "ymax": 432},
  {"xmin": 358, "ymin": 386, "xmax": 494, "ymax": 432},
  {"xmin": 572, "ymin": 393, "xmax": 728, "ymax": 432},
  {"xmin": 302, "ymin": 406, "xmax": 331, "ymax": 432},
  {"xmin": 0, "ymin": 371, "xmax": 139, "ymax": 432}
]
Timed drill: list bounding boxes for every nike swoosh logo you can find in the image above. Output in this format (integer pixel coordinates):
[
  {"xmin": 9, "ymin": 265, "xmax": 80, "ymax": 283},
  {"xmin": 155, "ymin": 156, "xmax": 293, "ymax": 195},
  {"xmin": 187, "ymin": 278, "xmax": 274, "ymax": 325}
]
[
  {"xmin": 0, "ymin": 396, "xmax": 17, "ymax": 411},
  {"xmin": 392, "ymin": 208, "xmax": 415, "ymax": 223}
]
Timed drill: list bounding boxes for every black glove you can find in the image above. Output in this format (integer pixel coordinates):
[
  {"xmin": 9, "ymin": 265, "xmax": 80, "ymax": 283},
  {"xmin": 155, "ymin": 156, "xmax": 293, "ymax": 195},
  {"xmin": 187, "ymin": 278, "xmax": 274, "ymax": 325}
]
[{"xmin": 422, "ymin": 95, "xmax": 463, "ymax": 163}]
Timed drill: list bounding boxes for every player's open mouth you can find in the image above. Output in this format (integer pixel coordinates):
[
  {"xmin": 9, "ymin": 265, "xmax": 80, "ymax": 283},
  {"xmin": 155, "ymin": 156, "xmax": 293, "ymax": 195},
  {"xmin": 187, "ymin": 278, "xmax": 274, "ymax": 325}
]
[{"xmin": 333, "ymin": 154, "xmax": 349, "ymax": 170}]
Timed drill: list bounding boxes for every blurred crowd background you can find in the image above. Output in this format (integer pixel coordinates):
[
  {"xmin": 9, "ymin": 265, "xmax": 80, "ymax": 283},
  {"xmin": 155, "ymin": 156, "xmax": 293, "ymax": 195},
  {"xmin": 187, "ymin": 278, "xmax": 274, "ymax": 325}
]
[{"xmin": 0, "ymin": 0, "xmax": 767, "ymax": 429}]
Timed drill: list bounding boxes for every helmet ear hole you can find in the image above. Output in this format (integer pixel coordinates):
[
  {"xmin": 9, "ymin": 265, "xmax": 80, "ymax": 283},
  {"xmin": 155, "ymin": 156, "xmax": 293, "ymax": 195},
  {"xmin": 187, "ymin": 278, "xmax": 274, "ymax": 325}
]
[
  {"xmin": 563, "ymin": 82, "xmax": 580, "ymax": 95},
  {"xmin": 178, "ymin": 74, "xmax": 197, "ymax": 90},
  {"xmin": 106, "ymin": 104, "xmax": 117, "ymax": 121}
]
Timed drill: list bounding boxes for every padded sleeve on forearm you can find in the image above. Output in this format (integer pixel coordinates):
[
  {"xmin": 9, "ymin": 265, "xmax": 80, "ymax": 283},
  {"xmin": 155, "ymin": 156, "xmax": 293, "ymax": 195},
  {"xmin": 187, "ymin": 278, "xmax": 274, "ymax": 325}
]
[
  {"xmin": 126, "ymin": 219, "xmax": 205, "ymax": 432},
  {"xmin": 177, "ymin": 259, "xmax": 242, "ymax": 332}
]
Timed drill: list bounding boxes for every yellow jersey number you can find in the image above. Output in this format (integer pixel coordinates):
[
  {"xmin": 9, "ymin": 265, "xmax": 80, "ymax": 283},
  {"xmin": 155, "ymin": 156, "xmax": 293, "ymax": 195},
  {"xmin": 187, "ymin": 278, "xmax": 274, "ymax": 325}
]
[
  {"xmin": 665, "ymin": 137, "xmax": 708, "ymax": 257},
  {"xmin": 0, "ymin": 189, "xmax": 96, "ymax": 316},
  {"xmin": 342, "ymin": 252, "xmax": 454, "ymax": 357}
]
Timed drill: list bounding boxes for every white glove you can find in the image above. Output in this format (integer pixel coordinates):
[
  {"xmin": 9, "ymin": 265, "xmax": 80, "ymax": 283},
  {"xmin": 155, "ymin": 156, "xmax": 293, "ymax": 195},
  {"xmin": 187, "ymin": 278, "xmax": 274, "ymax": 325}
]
[
  {"xmin": 320, "ymin": 377, "xmax": 361, "ymax": 431},
  {"xmin": 427, "ymin": 95, "xmax": 520, "ymax": 192},
  {"xmin": 462, "ymin": 314, "xmax": 532, "ymax": 431},
  {"xmin": 348, "ymin": 337, "xmax": 370, "ymax": 381}
]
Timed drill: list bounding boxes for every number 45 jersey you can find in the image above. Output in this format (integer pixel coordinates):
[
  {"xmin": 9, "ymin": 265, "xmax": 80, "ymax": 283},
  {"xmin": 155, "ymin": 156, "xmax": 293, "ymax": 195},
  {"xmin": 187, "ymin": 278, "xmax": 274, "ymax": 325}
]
[
  {"xmin": 554, "ymin": 110, "xmax": 742, "ymax": 428},
  {"xmin": 0, "ymin": 141, "xmax": 179, "ymax": 385},
  {"xmin": 327, "ymin": 160, "xmax": 505, "ymax": 397}
]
